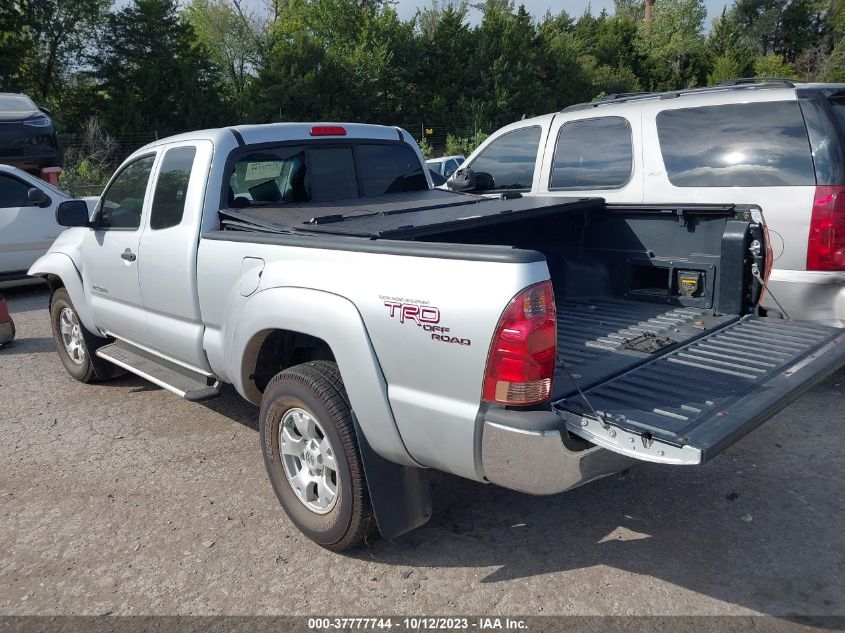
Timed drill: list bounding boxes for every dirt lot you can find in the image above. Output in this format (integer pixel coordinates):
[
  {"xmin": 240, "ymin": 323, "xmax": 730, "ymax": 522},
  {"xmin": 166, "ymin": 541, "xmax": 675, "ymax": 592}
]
[{"xmin": 1, "ymin": 285, "xmax": 843, "ymax": 618}]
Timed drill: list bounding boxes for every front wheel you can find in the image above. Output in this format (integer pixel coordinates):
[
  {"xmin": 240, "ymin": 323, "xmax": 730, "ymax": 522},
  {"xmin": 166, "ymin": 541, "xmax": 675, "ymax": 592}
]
[
  {"xmin": 50, "ymin": 288, "xmax": 97, "ymax": 382},
  {"xmin": 259, "ymin": 361, "xmax": 374, "ymax": 551}
]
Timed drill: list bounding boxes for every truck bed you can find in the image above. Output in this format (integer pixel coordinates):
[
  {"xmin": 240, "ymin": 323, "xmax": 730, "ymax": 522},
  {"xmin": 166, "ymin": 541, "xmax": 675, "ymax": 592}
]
[
  {"xmin": 218, "ymin": 190, "xmax": 604, "ymax": 239},
  {"xmin": 553, "ymin": 297, "xmax": 736, "ymax": 398}
]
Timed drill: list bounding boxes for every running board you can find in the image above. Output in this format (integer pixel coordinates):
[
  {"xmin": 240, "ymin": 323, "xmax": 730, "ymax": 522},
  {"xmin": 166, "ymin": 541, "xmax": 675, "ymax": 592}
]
[{"xmin": 96, "ymin": 341, "xmax": 221, "ymax": 401}]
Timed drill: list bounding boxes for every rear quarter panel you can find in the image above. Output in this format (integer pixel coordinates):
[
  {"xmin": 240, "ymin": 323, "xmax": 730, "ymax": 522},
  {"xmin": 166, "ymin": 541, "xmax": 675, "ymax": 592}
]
[{"xmin": 197, "ymin": 237, "xmax": 549, "ymax": 480}]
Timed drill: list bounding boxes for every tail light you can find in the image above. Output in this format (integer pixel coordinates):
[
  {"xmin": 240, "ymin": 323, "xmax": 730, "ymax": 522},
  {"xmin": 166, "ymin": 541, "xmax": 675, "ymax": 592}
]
[
  {"xmin": 482, "ymin": 281, "xmax": 557, "ymax": 405},
  {"xmin": 807, "ymin": 186, "xmax": 845, "ymax": 271},
  {"xmin": 310, "ymin": 125, "xmax": 347, "ymax": 136}
]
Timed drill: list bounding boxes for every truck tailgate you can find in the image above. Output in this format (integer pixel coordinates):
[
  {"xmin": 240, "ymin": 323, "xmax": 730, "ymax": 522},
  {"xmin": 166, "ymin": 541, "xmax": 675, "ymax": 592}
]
[{"xmin": 554, "ymin": 317, "xmax": 845, "ymax": 465}]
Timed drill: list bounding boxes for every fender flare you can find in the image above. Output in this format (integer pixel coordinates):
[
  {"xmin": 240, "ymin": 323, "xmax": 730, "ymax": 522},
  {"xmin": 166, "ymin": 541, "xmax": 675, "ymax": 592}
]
[
  {"xmin": 28, "ymin": 252, "xmax": 96, "ymax": 331},
  {"xmin": 230, "ymin": 286, "xmax": 418, "ymax": 468}
]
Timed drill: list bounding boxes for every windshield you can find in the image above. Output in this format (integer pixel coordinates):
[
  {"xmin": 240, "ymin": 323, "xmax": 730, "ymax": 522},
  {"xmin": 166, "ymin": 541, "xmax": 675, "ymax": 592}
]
[{"xmin": 0, "ymin": 94, "xmax": 36, "ymax": 113}]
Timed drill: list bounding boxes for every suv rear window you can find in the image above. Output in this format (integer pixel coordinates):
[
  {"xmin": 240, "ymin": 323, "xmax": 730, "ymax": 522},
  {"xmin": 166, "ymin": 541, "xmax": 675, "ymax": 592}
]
[
  {"xmin": 226, "ymin": 143, "xmax": 426, "ymax": 207},
  {"xmin": 657, "ymin": 101, "xmax": 815, "ymax": 187},
  {"xmin": 550, "ymin": 117, "xmax": 633, "ymax": 189}
]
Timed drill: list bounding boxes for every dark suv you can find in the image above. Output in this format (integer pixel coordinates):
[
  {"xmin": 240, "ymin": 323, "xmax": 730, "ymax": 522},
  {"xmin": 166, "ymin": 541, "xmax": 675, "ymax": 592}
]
[{"xmin": 0, "ymin": 93, "xmax": 60, "ymax": 174}]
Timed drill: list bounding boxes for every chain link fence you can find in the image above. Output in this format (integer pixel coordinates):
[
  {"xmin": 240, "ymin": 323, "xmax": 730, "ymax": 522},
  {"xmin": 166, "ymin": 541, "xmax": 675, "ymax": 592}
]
[{"xmin": 413, "ymin": 123, "xmax": 489, "ymax": 158}]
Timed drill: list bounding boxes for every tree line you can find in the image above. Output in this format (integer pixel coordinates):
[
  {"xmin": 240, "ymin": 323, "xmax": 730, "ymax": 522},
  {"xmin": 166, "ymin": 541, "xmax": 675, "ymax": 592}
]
[{"xmin": 1, "ymin": 0, "xmax": 843, "ymax": 144}]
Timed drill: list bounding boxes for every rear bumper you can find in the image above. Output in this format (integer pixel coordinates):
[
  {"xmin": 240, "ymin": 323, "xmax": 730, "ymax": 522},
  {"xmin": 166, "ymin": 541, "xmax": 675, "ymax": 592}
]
[
  {"xmin": 480, "ymin": 408, "xmax": 635, "ymax": 495},
  {"xmin": 0, "ymin": 132, "xmax": 60, "ymax": 171}
]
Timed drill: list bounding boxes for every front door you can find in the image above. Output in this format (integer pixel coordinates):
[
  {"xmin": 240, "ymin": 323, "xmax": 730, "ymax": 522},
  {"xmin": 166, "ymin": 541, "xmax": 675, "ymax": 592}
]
[
  {"xmin": 0, "ymin": 172, "xmax": 62, "ymax": 276},
  {"xmin": 81, "ymin": 153, "xmax": 157, "ymax": 342}
]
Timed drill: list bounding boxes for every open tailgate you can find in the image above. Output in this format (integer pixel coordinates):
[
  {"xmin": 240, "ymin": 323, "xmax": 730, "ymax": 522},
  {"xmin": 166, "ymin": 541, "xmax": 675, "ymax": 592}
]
[{"xmin": 554, "ymin": 317, "xmax": 845, "ymax": 465}]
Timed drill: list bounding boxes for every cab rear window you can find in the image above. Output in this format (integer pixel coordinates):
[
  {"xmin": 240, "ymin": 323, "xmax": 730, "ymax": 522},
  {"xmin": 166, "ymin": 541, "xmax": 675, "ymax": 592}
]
[
  {"xmin": 226, "ymin": 143, "xmax": 427, "ymax": 207},
  {"xmin": 657, "ymin": 101, "xmax": 816, "ymax": 187}
]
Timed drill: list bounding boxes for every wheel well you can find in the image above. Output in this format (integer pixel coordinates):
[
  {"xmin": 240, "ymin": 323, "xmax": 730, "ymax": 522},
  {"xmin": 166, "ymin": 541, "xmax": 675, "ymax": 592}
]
[
  {"xmin": 43, "ymin": 274, "xmax": 64, "ymax": 294},
  {"xmin": 250, "ymin": 329, "xmax": 336, "ymax": 393}
]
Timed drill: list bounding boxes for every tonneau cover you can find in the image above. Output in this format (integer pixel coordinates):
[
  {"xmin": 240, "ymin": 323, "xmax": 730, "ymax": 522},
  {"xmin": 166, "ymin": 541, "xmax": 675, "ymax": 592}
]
[{"xmin": 218, "ymin": 190, "xmax": 604, "ymax": 240}]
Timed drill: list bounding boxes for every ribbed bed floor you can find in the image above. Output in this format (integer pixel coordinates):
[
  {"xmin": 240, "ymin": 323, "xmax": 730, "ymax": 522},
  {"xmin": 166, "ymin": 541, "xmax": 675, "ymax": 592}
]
[{"xmin": 553, "ymin": 297, "xmax": 735, "ymax": 397}]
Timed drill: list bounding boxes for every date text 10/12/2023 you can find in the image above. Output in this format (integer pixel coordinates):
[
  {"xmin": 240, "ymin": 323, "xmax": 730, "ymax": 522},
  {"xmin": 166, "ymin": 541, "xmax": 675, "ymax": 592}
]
[{"xmin": 307, "ymin": 618, "xmax": 528, "ymax": 630}]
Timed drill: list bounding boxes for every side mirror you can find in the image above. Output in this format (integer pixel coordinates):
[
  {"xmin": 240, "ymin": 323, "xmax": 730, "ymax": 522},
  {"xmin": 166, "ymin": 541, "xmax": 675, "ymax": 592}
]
[
  {"xmin": 475, "ymin": 172, "xmax": 495, "ymax": 190},
  {"xmin": 38, "ymin": 106, "xmax": 52, "ymax": 116},
  {"xmin": 446, "ymin": 168, "xmax": 477, "ymax": 192},
  {"xmin": 27, "ymin": 187, "xmax": 50, "ymax": 208},
  {"xmin": 56, "ymin": 200, "xmax": 91, "ymax": 227}
]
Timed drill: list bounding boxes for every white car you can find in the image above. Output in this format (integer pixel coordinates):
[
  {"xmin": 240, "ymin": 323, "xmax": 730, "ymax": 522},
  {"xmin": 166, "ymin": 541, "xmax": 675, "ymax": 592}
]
[
  {"xmin": 426, "ymin": 155, "xmax": 464, "ymax": 178},
  {"xmin": 0, "ymin": 164, "xmax": 96, "ymax": 279}
]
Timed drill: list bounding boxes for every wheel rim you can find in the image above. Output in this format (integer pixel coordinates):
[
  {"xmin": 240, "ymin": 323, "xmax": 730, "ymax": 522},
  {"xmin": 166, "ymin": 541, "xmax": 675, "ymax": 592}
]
[
  {"xmin": 58, "ymin": 307, "xmax": 85, "ymax": 365},
  {"xmin": 278, "ymin": 408, "xmax": 339, "ymax": 514}
]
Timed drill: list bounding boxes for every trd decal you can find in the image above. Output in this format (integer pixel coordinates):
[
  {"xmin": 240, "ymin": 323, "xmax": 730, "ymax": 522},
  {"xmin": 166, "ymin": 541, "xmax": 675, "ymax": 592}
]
[
  {"xmin": 382, "ymin": 300, "xmax": 471, "ymax": 346},
  {"xmin": 384, "ymin": 301, "xmax": 440, "ymax": 325}
]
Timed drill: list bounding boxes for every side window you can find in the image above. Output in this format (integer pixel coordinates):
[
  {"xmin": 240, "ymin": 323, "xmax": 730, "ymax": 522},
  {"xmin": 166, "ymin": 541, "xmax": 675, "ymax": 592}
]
[
  {"xmin": 656, "ymin": 101, "xmax": 815, "ymax": 187},
  {"xmin": 444, "ymin": 159, "xmax": 458, "ymax": 176},
  {"xmin": 98, "ymin": 155, "xmax": 156, "ymax": 230},
  {"xmin": 0, "ymin": 174, "xmax": 31, "ymax": 208},
  {"xmin": 468, "ymin": 126, "xmax": 541, "ymax": 191},
  {"xmin": 150, "ymin": 147, "xmax": 197, "ymax": 230},
  {"xmin": 550, "ymin": 117, "xmax": 633, "ymax": 189}
]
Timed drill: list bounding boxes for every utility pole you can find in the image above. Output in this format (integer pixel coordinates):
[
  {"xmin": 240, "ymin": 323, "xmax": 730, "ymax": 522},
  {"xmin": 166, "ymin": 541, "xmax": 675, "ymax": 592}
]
[{"xmin": 644, "ymin": 0, "xmax": 655, "ymax": 35}]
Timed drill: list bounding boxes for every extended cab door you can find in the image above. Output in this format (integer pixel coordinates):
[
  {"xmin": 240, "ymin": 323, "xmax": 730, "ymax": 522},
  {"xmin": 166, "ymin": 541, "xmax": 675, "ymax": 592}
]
[
  {"xmin": 82, "ymin": 153, "xmax": 157, "ymax": 341},
  {"xmin": 136, "ymin": 140, "xmax": 213, "ymax": 370}
]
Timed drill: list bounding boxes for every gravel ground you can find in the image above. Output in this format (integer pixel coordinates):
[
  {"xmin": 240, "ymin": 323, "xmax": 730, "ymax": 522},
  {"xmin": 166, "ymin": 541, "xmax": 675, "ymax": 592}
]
[{"xmin": 1, "ymin": 285, "xmax": 843, "ymax": 618}]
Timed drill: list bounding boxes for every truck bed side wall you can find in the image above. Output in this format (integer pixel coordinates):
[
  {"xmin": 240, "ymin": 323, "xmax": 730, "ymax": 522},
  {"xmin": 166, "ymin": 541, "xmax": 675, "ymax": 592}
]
[{"xmin": 196, "ymin": 237, "xmax": 548, "ymax": 481}]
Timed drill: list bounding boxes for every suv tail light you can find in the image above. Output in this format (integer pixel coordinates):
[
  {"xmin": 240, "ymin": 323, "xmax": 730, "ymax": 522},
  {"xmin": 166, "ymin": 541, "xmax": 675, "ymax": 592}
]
[
  {"xmin": 482, "ymin": 281, "xmax": 556, "ymax": 405},
  {"xmin": 807, "ymin": 186, "xmax": 845, "ymax": 271}
]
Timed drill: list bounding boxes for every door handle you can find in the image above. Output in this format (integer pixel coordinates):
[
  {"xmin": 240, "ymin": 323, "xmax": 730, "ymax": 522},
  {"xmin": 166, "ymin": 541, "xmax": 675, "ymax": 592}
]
[{"xmin": 121, "ymin": 249, "xmax": 136, "ymax": 262}]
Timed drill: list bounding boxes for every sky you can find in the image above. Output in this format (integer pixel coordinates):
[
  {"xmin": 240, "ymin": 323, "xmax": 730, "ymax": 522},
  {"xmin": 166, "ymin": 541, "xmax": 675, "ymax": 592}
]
[
  {"xmin": 389, "ymin": 0, "xmax": 731, "ymax": 25},
  {"xmin": 240, "ymin": 0, "xmax": 731, "ymax": 26}
]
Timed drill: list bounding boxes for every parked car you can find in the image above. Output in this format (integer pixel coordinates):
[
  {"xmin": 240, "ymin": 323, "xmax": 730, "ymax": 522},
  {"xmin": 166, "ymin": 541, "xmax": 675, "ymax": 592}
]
[
  {"xmin": 426, "ymin": 154, "xmax": 464, "ymax": 178},
  {"xmin": 448, "ymin": 80, "xmax": 845, "ymax": 326},
  {"xmin": 0, "ymin": 164, "xmax": 96, "ymax": 280},
  {"xmin": 0, "ymin": 93, "xmax": 61, "ymax": 174},
  {"xmin": 30, "ymin": 122, "xmax": 845, "ymax": 552}
]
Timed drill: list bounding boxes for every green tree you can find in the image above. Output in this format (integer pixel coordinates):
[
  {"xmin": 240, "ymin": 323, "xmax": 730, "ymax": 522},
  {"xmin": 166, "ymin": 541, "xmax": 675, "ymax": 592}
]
[
  {"xmin": 93, "ymin": 0, "xmax": 230, "ymax": 136},
  {"xmin": 184, "ymin": 0, "xmax": 261, "ymax": 107},
  {"xmin": 639, "ymin": 0, "xmax": 709, "ymax": 89},
  {"xmin": 0, "ymin": 0, "xmax": 108, "ymax": 102},
  {"xmin": 753, "ymin": 52, "xmax": 799, "ymax": 76},
  {"xmin": 729, "ymin": 0, "xmax": 829, "ymax": 61}
]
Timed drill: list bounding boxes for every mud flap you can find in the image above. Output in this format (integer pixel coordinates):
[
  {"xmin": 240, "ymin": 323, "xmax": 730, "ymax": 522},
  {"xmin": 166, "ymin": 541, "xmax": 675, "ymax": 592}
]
[
  {"xmin": 352, "ymin": 414, "xmax": 432, "ymax": 540},
  {"xmin": 555, "ymin": 317, "xmax": 845, "ymax": 465}
]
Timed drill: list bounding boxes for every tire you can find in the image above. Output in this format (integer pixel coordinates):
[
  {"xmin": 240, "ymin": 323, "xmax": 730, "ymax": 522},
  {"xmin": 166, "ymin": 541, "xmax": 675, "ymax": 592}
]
[
  {"xmin": 259, "ymin": 361, "xmax": 374, "ymax": 551},
  {"xmin": 49, "ymin": 288, "xmax": 114, "ymax": 383}
]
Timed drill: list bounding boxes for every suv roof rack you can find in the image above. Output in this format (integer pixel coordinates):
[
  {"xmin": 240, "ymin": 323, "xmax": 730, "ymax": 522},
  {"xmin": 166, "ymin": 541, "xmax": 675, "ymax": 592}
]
[
  {"xmin": 560, "ymin": 78, "xmax": 803, "ymax": 113},
  {"xmin": 717, "ymin": 77, "xmax": 800, "ymax": 87}
]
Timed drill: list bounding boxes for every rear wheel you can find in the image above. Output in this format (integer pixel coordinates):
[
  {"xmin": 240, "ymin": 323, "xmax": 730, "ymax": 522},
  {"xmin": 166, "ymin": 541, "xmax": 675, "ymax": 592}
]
[{"xmin": 259, "ymin": 361, "xmax": 374, "ymax": 551}]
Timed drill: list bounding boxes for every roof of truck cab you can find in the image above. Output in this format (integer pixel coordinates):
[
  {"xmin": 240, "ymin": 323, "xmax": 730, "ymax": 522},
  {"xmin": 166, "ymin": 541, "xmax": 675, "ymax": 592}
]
[{"xmin": 134, "ymin": 122, "xmax": 407, "ymax": 153}]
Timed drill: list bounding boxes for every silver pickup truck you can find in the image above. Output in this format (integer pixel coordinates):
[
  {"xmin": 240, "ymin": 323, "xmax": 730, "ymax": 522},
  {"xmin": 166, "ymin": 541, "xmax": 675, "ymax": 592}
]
[{"xmin": 30, "ymin": 123, "xmax": 845, "ymax": 551}]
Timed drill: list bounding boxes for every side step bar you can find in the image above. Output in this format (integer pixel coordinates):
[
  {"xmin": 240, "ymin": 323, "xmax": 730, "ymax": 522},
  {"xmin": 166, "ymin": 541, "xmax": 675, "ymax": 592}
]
[{"xmin": 96, "ymin": 340, "xmax": 221, "ymax": 401}]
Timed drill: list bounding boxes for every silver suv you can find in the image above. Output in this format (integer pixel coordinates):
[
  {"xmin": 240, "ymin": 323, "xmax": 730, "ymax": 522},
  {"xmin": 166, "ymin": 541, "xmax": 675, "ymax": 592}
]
[{"xmin": 450, "ymin": 80, "xmax": 845, "ymax": 326}]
